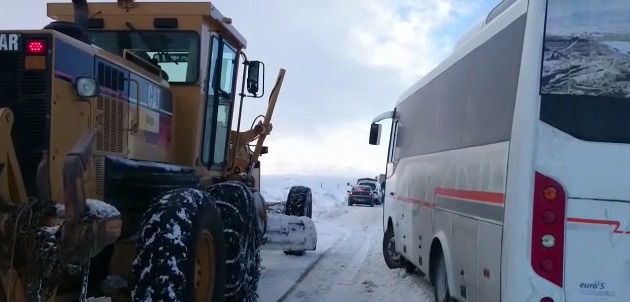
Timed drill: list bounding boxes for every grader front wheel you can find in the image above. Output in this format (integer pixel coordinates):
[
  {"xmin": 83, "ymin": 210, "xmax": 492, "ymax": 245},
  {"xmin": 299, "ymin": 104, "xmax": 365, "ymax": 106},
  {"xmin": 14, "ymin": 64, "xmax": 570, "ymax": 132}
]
[
  {"xmin": 283, "ymin": 185, "xmax": 313, "ymax": 256},
  {"xmin": 131, "ymin": 188, "xmax": 227, "ymax": 302}
]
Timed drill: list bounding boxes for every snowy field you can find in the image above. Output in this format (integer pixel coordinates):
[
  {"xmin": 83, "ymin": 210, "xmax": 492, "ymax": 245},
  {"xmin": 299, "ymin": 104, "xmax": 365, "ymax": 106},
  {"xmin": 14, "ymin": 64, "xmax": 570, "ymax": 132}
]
[{"xmin": 257, "ymin": 174, "xmax": 432, "ymax": 302}]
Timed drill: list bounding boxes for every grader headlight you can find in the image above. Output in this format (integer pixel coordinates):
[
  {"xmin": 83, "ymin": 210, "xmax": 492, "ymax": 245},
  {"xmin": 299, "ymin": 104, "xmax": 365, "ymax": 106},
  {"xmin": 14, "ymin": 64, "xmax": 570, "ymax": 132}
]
[{"xmin": 74, "ymin": 76, "xmax": 100, "ymax": 98}]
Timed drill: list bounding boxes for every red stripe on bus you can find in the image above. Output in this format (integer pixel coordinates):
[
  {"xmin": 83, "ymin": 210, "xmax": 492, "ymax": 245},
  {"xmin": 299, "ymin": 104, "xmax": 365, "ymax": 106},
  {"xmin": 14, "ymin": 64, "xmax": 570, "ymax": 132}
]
[
  {"xmin": 394, "ymin": 188, "xmax": 504, "ymax": 206},
  {"xmin": 396, "ymin": 196, "xmax": 435, "ymax": 208},
  {"xmin": 434, "ymin": 187, "xmax": 505, "ymax": 204},
  {"xmin": 566, "ymin": 217, "xmax": 630, "ymax": 235}
]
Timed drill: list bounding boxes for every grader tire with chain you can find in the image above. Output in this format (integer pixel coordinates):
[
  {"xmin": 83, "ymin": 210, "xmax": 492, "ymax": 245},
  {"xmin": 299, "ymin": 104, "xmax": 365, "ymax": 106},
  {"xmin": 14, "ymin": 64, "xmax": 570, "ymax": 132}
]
[
  {"xmin": 205, "ymin": 181, "xmax": 262, "ymax": 302},
  {"xmin": 131, "ymin": 188, "xmax": 227, "ymax": 302},
  {"xmin": 283, "ymin": 185, "xmax": 313, "ymax": 256}
]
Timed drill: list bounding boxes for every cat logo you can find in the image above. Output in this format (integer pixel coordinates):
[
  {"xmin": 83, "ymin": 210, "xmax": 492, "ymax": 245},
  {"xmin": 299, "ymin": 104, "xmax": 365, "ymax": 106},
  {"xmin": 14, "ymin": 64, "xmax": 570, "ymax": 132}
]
[{"xmin": 0, "ymin": 34, "xmax": 20, "ymax": 51}]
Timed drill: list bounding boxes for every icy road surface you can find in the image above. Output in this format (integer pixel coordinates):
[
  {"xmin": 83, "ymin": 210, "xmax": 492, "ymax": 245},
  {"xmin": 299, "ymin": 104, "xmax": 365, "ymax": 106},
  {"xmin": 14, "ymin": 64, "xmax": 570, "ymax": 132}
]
[{"xmin": 257, "ymin": 205, "xmax": 433, "ymax": 302}]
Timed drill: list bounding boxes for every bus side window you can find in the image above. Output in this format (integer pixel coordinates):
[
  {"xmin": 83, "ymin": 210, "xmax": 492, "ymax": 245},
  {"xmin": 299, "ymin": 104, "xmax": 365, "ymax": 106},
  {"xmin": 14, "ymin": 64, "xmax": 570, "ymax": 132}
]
[{"xmin": 388, "ymin": 120, "xmax": 400, "ymax": 163}]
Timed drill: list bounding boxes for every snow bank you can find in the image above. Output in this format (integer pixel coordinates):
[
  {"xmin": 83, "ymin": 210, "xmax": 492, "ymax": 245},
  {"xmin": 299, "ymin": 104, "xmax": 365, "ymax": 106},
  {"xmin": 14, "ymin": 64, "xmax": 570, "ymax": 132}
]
[{"xmin": 260, "ymin": 175, "xmax": 355, "ymax": 221}]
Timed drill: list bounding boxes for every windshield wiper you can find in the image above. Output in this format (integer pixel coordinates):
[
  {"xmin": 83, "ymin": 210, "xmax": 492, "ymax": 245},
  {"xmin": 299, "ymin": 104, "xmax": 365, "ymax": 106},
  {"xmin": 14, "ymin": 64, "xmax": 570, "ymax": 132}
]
[{"xmin": 124, "ymin": 21, "xmax": 179, "ymax": 65}]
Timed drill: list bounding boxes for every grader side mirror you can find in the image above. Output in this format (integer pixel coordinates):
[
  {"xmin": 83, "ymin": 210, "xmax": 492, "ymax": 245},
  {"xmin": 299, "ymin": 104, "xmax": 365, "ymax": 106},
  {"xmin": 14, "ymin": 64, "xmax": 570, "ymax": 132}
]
[{"xmin": 247, "ymin": 60, "xmax": 264, "ymax": 96}]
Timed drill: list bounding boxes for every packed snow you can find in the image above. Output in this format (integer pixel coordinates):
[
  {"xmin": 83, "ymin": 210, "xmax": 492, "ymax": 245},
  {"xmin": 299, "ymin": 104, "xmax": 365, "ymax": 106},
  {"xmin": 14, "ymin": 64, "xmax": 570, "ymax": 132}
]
[
  {"xmin": 85, "ymin": 199, "xmax": 121, "ymax": 218},
  {"xmin": 257, "ymin": 174, "xmax": 432, "ymax": 302}
]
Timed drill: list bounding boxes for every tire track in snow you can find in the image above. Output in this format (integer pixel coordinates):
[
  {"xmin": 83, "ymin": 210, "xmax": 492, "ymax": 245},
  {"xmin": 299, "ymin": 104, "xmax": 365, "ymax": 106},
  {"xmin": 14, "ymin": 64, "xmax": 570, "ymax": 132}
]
[
  {"xmin": 258, "ymin": 212, "xmax": 352, "ymax": 302},
  {"xmin": 276, "ymin": 207, "xmax": 381, "ymax": 302},
  {"xmin": 267, "ymin": 205, "xmax": 434, "ymax": 302},
  {"xmin": 275, "ymin": 235, "xmax": 344, "ymax": 302},
  {"xmin": 314, "ymin": 221, "xmax": 377, "ymax": 302}
]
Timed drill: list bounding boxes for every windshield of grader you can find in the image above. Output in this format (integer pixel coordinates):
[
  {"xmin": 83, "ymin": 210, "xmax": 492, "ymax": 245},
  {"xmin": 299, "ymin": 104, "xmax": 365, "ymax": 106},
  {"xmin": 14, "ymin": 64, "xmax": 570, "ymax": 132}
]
[
  {"xmin": 89, "ymin": 31, "xmax": 200, "ymax": 83},
  {"xmin": 540, "ymin": 0, "xmax": 630, "ymax": 144}
]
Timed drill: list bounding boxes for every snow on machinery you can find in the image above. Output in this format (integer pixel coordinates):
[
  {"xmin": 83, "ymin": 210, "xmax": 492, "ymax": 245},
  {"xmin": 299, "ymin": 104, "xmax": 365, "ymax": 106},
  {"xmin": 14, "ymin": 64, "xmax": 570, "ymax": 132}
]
[{"xmin": 0, "ymin": 0, "xmax": 316, "ymax": 301}]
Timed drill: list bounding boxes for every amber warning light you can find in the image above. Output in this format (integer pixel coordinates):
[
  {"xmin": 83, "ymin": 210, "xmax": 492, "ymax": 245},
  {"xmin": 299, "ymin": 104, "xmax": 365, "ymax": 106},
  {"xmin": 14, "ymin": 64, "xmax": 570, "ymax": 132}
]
[{"xmin": 26, "ymin": 39, "xmax": 46, "ymax": 55}]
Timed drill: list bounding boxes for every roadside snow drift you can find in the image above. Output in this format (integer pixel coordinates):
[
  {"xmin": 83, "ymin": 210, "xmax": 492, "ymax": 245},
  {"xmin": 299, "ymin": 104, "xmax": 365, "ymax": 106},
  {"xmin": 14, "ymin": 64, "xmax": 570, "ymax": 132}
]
[{"xmin": 260, "ymin": 175, "xmax": 355, "ymax": 220}]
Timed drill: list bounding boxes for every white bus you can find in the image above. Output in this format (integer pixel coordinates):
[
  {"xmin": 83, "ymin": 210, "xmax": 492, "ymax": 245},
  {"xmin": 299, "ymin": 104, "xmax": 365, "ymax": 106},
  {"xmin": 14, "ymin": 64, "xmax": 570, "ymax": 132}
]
[{"xmin": 369, "ymin": 0, "xmax": 630, "ymax": 301}]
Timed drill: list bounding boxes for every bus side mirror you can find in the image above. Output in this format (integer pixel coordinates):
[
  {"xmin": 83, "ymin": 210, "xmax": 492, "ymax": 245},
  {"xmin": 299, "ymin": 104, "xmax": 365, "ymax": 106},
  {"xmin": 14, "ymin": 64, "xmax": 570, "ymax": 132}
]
[
  {"xmin": 369, "ymin": 123, "xmax": 381, "ymax": 145},
  {"xmin": 247, "ymin": 60, "xmax": 264, "ymax": 95}
]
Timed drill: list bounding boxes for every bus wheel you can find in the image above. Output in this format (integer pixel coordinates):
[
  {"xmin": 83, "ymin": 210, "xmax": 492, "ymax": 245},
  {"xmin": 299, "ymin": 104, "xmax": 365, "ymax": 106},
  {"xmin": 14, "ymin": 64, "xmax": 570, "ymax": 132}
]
[
  {"xmin": 283, "ymin": 186, "xmax": 313, "ymax": 256},
  {"xmin": 382, "ymin": 224, "xmax": 402, "ymax": 269},
  {"xmin": 433, "ymin": 253, "xmax": 452, "ymax": 302},
  {"xmin": 132, "ymin": 188, "xmax": 227, "ymax": 302},
  {"xmin": 404, "ymin": 260, "xmax": 417, "ymax": 274}
]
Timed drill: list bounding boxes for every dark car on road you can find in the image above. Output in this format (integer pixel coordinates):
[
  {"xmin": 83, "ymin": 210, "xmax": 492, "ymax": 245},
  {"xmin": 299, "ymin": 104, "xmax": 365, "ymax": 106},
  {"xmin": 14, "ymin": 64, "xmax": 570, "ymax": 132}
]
[{"xmin": 346, "ymin": 185, "xmax": 377, "ymax": 207}]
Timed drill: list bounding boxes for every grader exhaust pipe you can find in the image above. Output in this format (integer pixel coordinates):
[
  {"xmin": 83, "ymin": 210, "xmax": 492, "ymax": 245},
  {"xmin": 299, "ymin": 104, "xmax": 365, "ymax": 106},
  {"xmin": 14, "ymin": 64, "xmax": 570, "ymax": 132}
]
[{"xmin": 71, "ymin": 0, "xmax": 88, "ymax": 42}]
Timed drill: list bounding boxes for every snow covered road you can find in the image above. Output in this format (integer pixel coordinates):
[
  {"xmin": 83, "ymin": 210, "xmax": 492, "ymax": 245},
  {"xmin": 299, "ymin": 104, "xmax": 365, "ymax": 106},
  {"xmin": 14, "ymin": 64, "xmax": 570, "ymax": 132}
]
[{"xmin": 257, "ymin": 205, "xmax": 434, "ymax": 302}]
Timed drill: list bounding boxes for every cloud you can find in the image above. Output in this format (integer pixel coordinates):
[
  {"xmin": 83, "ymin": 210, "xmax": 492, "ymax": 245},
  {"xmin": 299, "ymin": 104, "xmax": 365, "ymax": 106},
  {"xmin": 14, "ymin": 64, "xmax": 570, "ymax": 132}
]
[
  {"xmin": 347, "ymin": 0, "xmax": 484, "ymax": 81},
  {"xmin": 260, "ymin": 119, "xmax": 391, "ymax": 178},
  {"xmin": 212, "ymin": 0, "xmax": 497, "ymax": 176},
  {"xmin": 0, "ymin": 0, "xmax": 497, "ymax": 177}
]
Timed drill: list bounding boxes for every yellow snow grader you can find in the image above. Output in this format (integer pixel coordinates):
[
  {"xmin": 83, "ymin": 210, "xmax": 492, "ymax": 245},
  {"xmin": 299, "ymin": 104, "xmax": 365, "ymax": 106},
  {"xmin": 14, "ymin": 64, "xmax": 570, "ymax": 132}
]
[{"xmin": 0, "ymin": 0, "xmax": 317, "ymax": 301}]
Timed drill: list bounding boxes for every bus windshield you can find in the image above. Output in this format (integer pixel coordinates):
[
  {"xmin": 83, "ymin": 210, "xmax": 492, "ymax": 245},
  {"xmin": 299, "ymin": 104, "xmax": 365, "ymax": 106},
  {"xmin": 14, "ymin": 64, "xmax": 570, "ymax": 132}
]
[
  {"xmin": 540, "ymin": 0, "xmax": 630, "ymax": 145},
  {"xmin": 89, "ymin": 31, "xmax": 200, "ymax": 84}
]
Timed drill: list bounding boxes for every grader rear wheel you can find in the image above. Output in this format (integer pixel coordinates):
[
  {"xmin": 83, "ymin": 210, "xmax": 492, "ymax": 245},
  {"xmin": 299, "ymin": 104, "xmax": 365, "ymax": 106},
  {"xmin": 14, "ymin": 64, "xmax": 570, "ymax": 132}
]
[
  {"xmin": 132, "ymin": 188, "xmax": 226, "ymax": 302},
  {"xmin": 205, "ymin": 181, "xmax": 262, "ymax": 302}
]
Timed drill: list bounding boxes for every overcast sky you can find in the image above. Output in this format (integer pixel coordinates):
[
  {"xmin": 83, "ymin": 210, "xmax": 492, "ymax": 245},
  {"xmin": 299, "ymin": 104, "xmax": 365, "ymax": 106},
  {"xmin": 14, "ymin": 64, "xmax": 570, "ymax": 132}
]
[{"xmin": 0, "ymin": 0, "xmax": 499, "ymax": 178}]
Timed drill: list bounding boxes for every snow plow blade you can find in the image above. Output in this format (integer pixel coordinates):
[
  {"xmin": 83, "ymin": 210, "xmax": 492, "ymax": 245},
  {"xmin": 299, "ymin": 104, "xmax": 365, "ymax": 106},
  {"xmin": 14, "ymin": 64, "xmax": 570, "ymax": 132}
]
[{"xmin": 263, "ymin": 213, "xmax": 317, "ymax": 251}]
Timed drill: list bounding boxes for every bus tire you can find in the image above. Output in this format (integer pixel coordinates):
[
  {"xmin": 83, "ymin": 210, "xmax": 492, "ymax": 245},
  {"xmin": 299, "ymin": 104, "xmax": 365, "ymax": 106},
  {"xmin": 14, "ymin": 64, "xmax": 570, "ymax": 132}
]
[
  {"xmin": 132, "ymin": 188, "xmax": 227, "ymax": 302},
  {"xmin": 206, "ymin": 181, "xmax": 262, "ymax": 302},
  {"xmin": 433, "ymin": 253, "xmax": 452, "ymax": 302},
  {"xmin": 404, "ymin": 260, "xmax": 418, "ymax": 274},
  {"xmin": 382, "ymin": 224, "xmax": 402, "ymax": 269},
  {"xmin": 283, "ymin": 185, "xmax": 313, "ymax": 256}
]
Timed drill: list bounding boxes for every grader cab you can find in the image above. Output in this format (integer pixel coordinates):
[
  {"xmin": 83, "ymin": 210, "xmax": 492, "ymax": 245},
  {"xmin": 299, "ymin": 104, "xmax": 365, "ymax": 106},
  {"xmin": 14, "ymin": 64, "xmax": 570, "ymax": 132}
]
[{"xmin": 0, "ymin": 0, "xmax": 316, "ymax": 301}]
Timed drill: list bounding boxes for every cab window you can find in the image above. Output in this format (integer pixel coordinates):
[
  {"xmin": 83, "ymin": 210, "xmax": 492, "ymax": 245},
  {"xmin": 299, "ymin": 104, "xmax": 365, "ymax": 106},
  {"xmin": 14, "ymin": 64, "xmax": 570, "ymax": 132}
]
[
  {"xmin": 89, "ymin": 30, "xmax": 200, "ymax": 83},
  {"xmin": 201, "ymin": 36, "xmax": 238, "ymax": 167}
]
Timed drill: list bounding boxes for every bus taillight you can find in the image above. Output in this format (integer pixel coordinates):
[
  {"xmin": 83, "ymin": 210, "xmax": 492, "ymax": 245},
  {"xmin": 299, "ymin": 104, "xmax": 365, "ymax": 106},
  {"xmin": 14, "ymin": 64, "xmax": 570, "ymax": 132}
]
[{"xmin": 531, "ymin": 172, "xmax": 566, "ymax": 288}]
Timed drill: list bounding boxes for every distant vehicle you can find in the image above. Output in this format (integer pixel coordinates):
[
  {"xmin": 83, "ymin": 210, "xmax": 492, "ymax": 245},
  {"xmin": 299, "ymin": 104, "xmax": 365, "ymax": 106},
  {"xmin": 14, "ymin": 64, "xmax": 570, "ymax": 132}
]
[
  {"xmin": 367, "ymin": 0, "xmax": 626, "ymax": 301},
  {"xmin": 349, "ymin": 178, "xmax": 382, "ymax": 204},
  {"xmin": 346, "ymin": 185, "xmax": 377, "ymax": 207}
]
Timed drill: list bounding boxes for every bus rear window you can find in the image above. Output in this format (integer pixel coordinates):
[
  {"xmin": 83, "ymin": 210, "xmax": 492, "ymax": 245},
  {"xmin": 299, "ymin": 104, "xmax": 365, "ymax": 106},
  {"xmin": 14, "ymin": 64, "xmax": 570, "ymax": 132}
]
[
  {"xmin": 541, "ymin": 0, "xmax": 630, "ymax": 97},
  {"xmin": 540, "ymin": 0, "xmax": 630, "ymax": 144}
]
